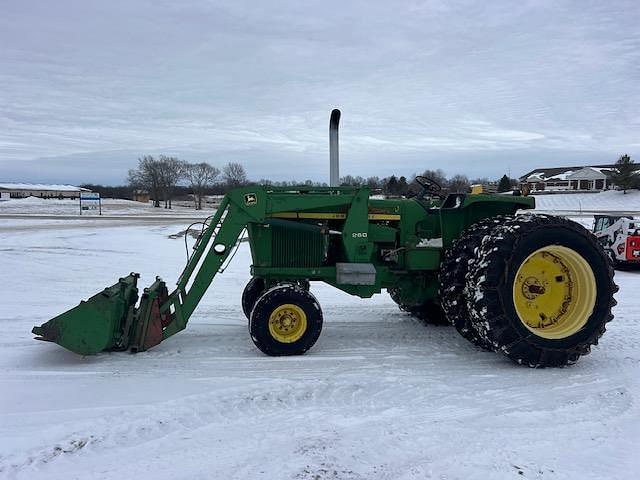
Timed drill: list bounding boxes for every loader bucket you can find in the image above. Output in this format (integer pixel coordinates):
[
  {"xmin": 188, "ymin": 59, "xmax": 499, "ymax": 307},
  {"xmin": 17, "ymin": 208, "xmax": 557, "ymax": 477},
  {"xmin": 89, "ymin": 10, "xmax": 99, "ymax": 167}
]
[
  {"xmin": 129, "ymin": 278, "xmax": 173, "ymax": 353},
  {"xmin": 32, "ymin": 274, "xmax": 140, "ymax": 355}
]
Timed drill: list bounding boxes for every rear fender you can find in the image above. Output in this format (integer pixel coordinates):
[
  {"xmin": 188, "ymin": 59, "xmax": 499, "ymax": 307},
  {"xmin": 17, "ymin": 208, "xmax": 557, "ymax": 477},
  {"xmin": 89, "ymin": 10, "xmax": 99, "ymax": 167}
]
[{"xmin": 439, "ymin": 193, "xmax": 535, "ymax": 248}]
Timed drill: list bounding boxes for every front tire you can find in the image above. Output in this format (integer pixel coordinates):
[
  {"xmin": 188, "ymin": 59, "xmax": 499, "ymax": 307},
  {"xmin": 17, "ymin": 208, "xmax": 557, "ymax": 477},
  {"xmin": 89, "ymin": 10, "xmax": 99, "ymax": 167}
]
[
  {"xmin": 242, "ymin": 277, "xmax": 266, "ymax": 319},
  {"xmin": 242, "ymin": 278, "xmax": 311, "ymax": 320},
  {"xmin": 465, "ymin": 214, "xmax": 617, "ymax": 367},
  {"xmin": 249, "ymin": 285, "xmax": 323, "ymax": 356}
]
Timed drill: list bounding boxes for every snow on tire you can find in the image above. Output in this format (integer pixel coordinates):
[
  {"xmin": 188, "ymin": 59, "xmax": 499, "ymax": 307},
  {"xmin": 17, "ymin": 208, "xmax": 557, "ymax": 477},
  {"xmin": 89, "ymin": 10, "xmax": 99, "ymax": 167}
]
[
  {"xmin": 464, "ymin": 214, "xmax": 617, "ymax": 367},
  {"xmin": 439, "ymin": 216, "xmax": 506, "ymax": 349}
]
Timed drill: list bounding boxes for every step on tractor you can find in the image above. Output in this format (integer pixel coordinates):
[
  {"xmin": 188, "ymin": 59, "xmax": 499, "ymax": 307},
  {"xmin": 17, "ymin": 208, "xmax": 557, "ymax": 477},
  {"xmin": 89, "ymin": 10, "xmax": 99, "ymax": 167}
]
[{"xmin": 33, "ymin": 111, "xmax": 617, "ymax": 367}]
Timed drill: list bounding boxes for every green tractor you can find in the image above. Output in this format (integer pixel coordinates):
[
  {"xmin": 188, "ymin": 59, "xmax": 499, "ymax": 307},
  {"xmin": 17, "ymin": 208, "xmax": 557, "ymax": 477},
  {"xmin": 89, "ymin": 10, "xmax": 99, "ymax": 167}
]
[{"xmin": 33, "ymin": 113, "xmax": 617, "ymax": 367}]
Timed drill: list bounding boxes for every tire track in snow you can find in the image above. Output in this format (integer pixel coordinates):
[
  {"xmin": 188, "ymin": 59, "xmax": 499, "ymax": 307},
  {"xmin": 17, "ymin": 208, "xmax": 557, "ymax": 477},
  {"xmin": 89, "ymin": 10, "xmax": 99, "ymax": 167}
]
[{"xmin": 2, "ymin": 368, "xmax": 633, "ymax": 479}]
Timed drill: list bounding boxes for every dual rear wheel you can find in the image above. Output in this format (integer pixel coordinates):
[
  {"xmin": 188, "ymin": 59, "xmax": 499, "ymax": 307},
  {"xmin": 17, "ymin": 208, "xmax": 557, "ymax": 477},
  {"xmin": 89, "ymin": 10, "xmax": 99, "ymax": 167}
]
[
  {"xmin": 388, "ymin": 288, "xmax": 449, "ymax": 326},
  {"xmin": 440, "ymin": 214, "xmax": 616, "ymax": 367}
]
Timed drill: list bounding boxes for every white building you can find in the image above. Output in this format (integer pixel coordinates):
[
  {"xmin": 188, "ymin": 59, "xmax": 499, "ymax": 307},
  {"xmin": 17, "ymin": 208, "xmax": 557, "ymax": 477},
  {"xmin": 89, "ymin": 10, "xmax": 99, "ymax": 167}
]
[
  {"xmin": 0, "ymin": 183, "xmax": 91, "ymax": 199},
  {"xmin": 566, "ymin": 167, "xmax": 612, "ymax": 191},
  {"xmin": 519, "ymin": 164, "xmax": 630, "ymax": 193}
]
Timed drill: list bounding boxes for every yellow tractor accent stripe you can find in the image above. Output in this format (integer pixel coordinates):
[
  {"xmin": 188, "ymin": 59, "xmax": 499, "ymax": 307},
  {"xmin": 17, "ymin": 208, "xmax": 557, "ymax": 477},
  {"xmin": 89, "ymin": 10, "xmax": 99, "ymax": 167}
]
[
  {"xmin": 368, "ymin": 214, "xmax": 401, "ymax": 221},
  {"xmin": 270, "ymin": 212, "xmax": 400, "ymax": 221}
]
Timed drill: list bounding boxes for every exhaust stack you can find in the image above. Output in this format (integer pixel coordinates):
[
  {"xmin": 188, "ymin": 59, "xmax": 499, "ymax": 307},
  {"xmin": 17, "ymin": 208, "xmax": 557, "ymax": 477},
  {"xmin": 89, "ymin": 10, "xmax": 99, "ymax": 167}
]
[{"xmin": 329, "ymin": 109, "xmax": 341, "ymax": 187}]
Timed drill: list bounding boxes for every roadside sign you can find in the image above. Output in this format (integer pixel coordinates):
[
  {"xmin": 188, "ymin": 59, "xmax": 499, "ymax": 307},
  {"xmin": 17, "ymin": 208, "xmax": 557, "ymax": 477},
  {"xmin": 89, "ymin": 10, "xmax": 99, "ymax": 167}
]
[{"xmin": 80, "ymin": 192, "xmax": 101, "ymax": 215}]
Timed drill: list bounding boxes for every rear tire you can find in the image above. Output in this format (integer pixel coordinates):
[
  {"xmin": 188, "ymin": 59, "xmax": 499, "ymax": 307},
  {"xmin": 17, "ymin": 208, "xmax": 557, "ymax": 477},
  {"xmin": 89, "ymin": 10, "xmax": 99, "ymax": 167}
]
[
  {"xmin": 604, "ymin": 250, "xmax": 622, "ymax": 270},
  {"xmin": 249, "ymin": 285, "xmax": 323, "ymax": 356},
  {"xmin": 409, "ymin": 301, "xmax": 449, "ymax": 325},
  {"xmin": 439, "ymin": 217, "xmax": 505, "ymax": 349},
  {"xmin": 465, "ymin": 214, "xmax": 617, "ymax": 367},
  {"xmin": 388, "ymin": 288, "xmax": 448, "ymax": 325}
]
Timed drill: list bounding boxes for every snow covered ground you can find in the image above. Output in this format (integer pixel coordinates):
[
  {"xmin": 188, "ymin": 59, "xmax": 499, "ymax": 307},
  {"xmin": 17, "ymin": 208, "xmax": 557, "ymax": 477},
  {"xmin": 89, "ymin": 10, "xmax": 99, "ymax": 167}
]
[
  {"xmin": 533, "ymin": 190, "xmax": 640, "ymax": 214},
  {"xmin": 0, "ymin": 202, "xmax": 639, "ymax": 479},
  {"xmin": 0, "ymin": 196, "xmax": 200, "ymax": 216}
]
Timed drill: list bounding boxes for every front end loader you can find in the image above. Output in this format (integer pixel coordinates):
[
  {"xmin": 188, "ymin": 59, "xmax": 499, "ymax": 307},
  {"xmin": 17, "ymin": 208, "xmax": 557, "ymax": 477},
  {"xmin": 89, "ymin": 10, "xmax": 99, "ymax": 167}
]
[{"xmin": 33, "ymin": 112, "xmax": 617, "ymax": 367}]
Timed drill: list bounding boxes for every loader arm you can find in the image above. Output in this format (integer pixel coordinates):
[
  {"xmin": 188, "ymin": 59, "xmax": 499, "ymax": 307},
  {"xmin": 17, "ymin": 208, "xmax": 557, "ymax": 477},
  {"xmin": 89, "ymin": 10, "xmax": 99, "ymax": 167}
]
[
  {"xmin": 175, "ymin": 196, "xmax": 256, "ymax": 319},
  {"xmin": 138, "ymin": 191, "xmax": 264, "ymax": 350},
  {"xmin": 137, "ymin": 186, "xmax": 363, "ymax": 351},
  {"xmin": 32, "ymin": 185, "xmax": 365, "ymax": 354},
  {"xmin": 168, "ymin": 186, "xmax": 364, "ymax": 317}
]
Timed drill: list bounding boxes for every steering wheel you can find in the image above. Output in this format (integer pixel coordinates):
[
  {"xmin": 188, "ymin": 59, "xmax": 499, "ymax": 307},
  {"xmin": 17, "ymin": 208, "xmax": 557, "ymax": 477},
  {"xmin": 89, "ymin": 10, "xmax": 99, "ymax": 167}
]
[{"xmin": 414, "ymin": 175, "xmax": 443, "ymax": 200}]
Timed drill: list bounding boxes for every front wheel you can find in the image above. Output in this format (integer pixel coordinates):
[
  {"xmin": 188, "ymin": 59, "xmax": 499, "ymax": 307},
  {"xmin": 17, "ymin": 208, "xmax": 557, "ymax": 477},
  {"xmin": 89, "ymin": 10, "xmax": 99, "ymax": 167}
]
[
  {"xmin": 249, "ymin": 285, "xmax": 323, "ymax": 356},
  {"xmin": 242, "ymin": 278, "xmax": 311, "ymax": 320},
  {"xmin": 465, "ymin": 214, "xmax": 617, "ymax": 367},
  {"xmin": 242, "ymin": 277, "xmax": 266, "ymax": 319}
]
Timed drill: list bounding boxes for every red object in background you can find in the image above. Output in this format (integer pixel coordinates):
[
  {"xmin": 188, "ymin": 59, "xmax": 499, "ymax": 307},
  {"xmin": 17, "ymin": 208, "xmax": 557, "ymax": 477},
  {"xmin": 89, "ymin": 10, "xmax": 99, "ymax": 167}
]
[{"xmin": 626, "ymin": 236, "xmax": 640, "ymax": 261}]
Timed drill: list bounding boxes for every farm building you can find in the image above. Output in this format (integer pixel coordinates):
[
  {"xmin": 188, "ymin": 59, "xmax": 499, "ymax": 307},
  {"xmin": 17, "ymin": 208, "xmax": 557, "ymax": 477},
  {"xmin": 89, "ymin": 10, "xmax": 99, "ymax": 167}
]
[
  {"xmin": 132, "ymin": 190, "xmax": 150, "ymax": 203},
  {"xmin": 519, "ymin": 164, "xmax": 637, "ymax": 193},
  {"xmin": 0, "ymin": 183, "xmax": 91, "ymax": 199}
]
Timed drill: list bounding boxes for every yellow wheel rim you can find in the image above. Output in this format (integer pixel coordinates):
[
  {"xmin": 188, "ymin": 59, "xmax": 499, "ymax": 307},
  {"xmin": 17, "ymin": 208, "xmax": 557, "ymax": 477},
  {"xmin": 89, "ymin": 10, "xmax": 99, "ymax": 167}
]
[
  {"xmin": 513, "ymin": 245, "xmax": 596, "ymax": 340},
  {"xmin": 268, "ymin": 304, "xmax": 307, "ymax": 343}
]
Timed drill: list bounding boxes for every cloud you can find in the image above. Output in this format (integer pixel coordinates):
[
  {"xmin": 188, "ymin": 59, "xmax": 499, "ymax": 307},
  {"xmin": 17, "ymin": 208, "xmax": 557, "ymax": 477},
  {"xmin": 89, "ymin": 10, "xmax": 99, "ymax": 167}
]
[{"xmin": 1, "ymin": 0, "xmax": 638, "ymax": 184}]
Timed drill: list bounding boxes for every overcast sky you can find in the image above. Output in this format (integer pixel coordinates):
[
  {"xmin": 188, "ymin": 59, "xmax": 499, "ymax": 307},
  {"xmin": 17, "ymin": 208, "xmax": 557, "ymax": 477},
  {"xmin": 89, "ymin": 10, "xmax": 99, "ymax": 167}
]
[{"xmin": 1, "ymin": 0, "xmax": 639, "ymax": 185}]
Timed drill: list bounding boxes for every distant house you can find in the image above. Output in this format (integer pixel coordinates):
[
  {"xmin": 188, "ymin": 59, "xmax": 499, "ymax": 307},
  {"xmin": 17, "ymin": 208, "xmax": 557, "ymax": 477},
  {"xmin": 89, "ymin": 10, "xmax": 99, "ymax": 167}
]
[
  {"xmin": 132, "ymin": 190, "xmax": 150, "ymax": 203},
  {"xmin": 519, "ymin": 164, "xmax": 635, "ymax": 193},
  {"xmin": 0, "ymin": 183, "xmax": 91, "ymax": 199},
  {"xmin": 521, "ymin": 168, "xmax": 577, "ymax": 192},
  {"xmin": 567, "ymin": 167, "xmax": 614, "ymax": 191}
]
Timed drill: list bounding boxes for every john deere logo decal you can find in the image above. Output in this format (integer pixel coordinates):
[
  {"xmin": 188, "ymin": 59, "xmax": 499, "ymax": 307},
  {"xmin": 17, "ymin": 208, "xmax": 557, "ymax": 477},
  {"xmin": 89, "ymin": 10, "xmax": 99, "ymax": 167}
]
[{"xmin": 244, "ymin": 193, "xmax": 257, "ymax": 206}]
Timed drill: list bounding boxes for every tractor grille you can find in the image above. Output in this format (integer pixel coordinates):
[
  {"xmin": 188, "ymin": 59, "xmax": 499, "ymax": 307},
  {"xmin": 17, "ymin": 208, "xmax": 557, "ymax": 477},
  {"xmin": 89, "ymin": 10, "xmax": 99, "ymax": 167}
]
[{"xmin": 271, "ymin": 226, "xmax": 324, "ymax": 267}]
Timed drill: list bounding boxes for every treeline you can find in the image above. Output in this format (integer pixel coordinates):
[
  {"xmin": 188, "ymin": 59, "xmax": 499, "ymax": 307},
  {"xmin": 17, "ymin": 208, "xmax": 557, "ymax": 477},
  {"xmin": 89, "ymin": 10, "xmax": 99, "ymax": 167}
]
[
  {"xmin": 337, "ymin": 170, "xmax": 518, "ymax": 196},
  {"xmin": 126, "ymin": 155, "xmax": 250, "ymax": 209},
  {"xmin": 81, "ymin": 155, "xmax": 519, "ymax": 209},
  {"xmin": 82, "ymin": 153, "xmax": 640, "ymax": 209},
  {"xmin": 82, "ymin": 156, "xmax": 247, "ymax": 210}
]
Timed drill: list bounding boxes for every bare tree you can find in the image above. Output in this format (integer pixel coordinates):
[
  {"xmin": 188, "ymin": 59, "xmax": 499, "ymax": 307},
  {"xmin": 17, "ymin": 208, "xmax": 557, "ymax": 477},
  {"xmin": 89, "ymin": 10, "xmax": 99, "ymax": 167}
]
[
  {"xmin": 156, "ymin": 155, "xmax": 184, "ymax": 209},
  {"xmin": 420, "ymin": 169, "xmax": 448, "ymax": 188},
  {"xmin": 470, "ymin": 177, "xmax": 490, "ymax": 186},
  {"xmin": 366, "ymin": 176, "xmax": 380, "ymax": 189},
  {"xmin": 184, "ymin": 162, "xmax": 220, "ymax": 210},
  {"xmin": 408, "ymin": 169, "xmax": 449, "ymax": 195},
  {"xmin": 128, "ymin": 155, "xmax": 162, "ymax": 207},
  {"xmin": 447, "ymin": 174, "xmax": 470, "ymax": 193},
  {"xmin": 223, "ymin": 162, "xmax": 248, "ymax": 189},
  {"xmin": 129, "ymin": 155, "xmax": 185, "ymax": 208},
  {"xmin": 340, "ymin": 175, "xmax": 365, "ymax": 186}
]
